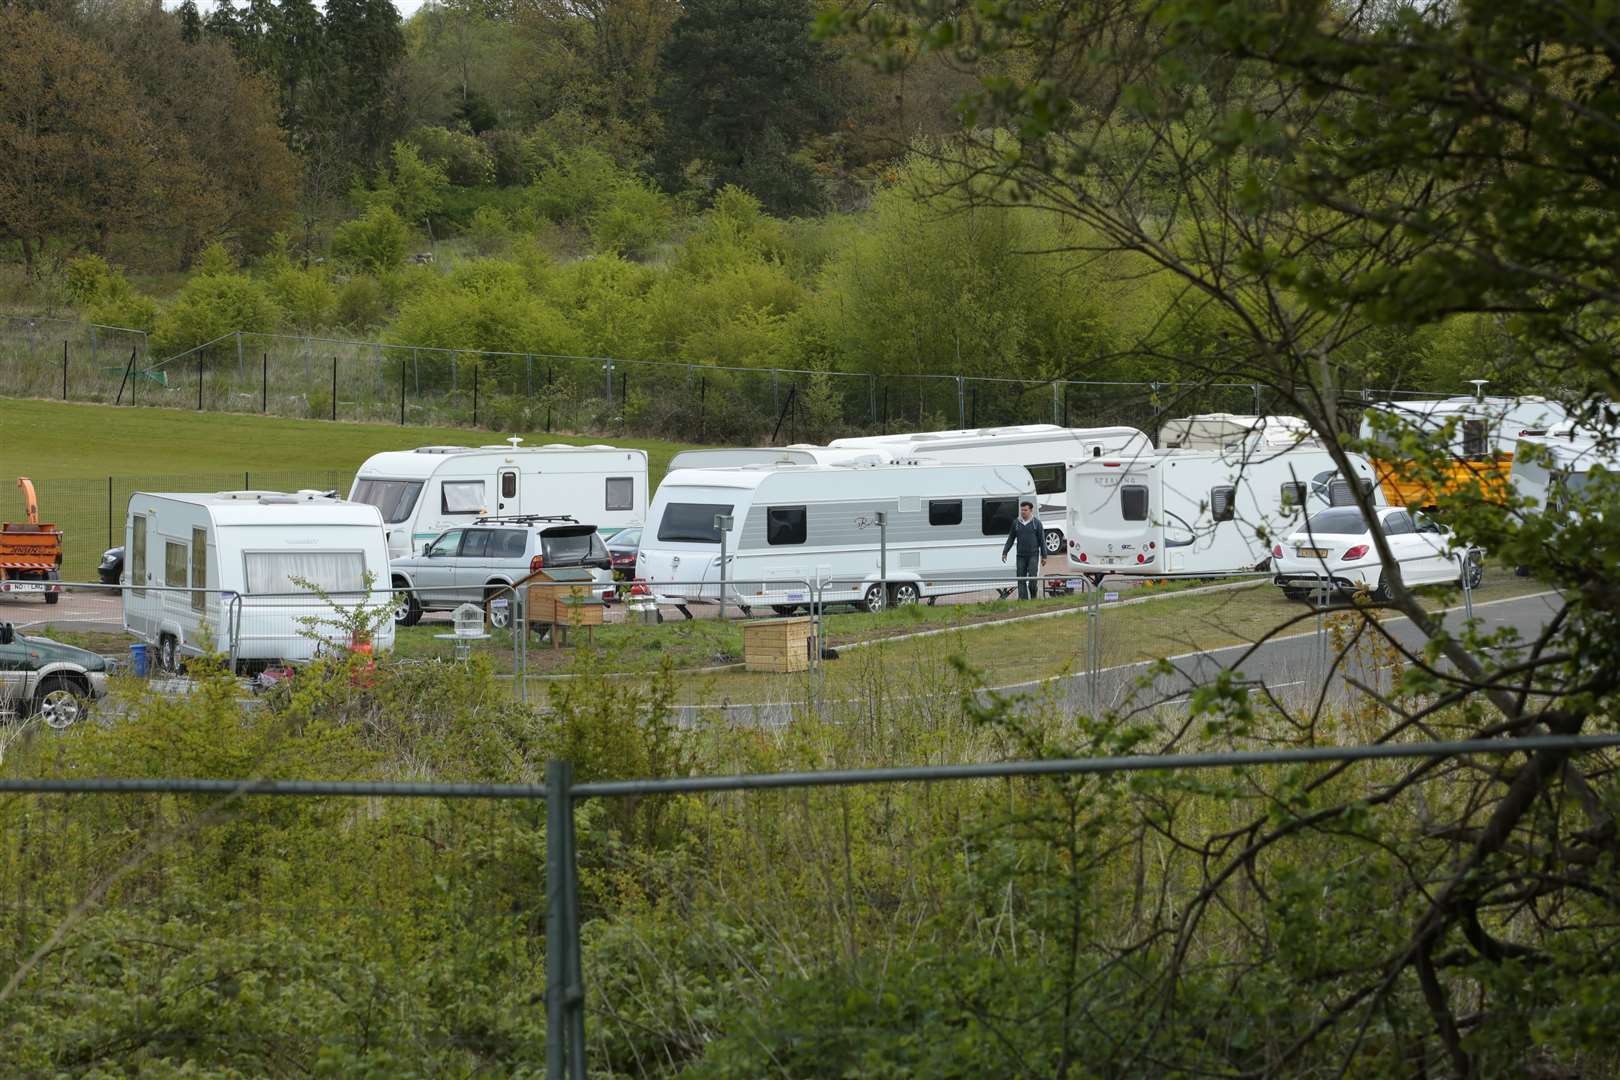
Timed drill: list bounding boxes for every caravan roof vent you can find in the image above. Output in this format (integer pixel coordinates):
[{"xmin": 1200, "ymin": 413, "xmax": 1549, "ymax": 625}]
[
  {"xmin": 217, "ymin": 490, "xmax": 280, "ymax": 500},
  {"xmin": 413, "ymin": 445, "xmax": 474, "ymax": 454},
  {"xmin": 256, "ymin": 494, "xmax": 302, "ymax": 505}
]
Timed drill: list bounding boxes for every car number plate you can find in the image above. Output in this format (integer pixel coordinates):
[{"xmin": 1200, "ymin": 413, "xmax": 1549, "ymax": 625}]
[
  {"xmin": 1295, "ymin": 547, "xmax": 1327, "ymax": 559},
  {"xmin": 3, "ymin": 582, "xmax": 46, "ymax": 592}
]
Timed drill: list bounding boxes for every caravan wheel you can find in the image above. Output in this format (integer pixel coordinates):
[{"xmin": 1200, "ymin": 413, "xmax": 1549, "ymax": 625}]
[
  {"xmin": 861, "ymin": 584, "xmax": 887, "ymax": 614},
  {"xmin": 889, "ymin": 581, "xmax": 920, "ymax": 606},
  {"xmin": 1043, "ymin": 529, "xmax": 1064, "ymax": 556}
]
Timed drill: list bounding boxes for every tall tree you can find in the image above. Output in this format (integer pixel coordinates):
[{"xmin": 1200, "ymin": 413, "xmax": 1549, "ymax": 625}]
[
  {"xmin": 654, "ymin": 0, "xmax": 840, "ymax": 212},
  {"xmin": 0, "ymin": 10, "xmax": 163, "ymax": 276},
  {"xmin": 322, "ymin": 0, "xmax": 408, "ymax": 165}
]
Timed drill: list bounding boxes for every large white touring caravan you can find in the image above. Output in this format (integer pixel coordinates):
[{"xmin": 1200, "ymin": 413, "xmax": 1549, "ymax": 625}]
[
  {"xmin": 349, "ymin": 442, "xmax": 648, "ymax": 558},
  {"xmin": 1065, "ymin": 445, "xmax": 1385, "ymax": 578},
  {"xmin": 668, "ymin": 446, "xmax": 891, "ymax": 470},
  {"xmin": 828, "ymin": 424, "xmax": 1151, "ymax": 556},
  {"xmin": 639, "ymin": 461, "xmax": 1036, "ymax": 613},
  {"xmin": 123, "ymin": 491, "xmax": 395, "ymax": 671}
]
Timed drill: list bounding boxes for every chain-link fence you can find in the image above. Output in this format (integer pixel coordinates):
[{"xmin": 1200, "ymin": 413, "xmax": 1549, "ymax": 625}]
[{"xmin": 3, "ymin": 320, "xmax": 1297, "ymax": 440}]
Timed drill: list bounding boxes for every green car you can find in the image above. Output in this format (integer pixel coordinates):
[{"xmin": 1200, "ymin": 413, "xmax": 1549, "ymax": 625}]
[{"xmin": 0, "ymin": 623, "xmax": 109, "ymax": 729}]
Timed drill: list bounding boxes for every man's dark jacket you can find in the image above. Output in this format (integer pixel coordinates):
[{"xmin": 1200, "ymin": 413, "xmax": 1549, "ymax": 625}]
[{"xmin": 1003, "ymin": 514, "xmax": 1042, "ymax": 559}]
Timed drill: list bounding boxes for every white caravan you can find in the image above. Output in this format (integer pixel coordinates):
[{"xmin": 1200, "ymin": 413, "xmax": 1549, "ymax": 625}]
[
  {"xmin": 349, "ymin": 441, "xmax": 648, "ymax": 558},
  {"xmin": 1159, "ymin": 413, "xmax": 1316, "ymax": 451},
  {"xmin": 1359, "ymin": 394, "xmax": 1569, "ymax": 459},
  {"xmin": 668, "ymin": 446, "xmax": 892, "ymax": 470},
  {"xmin": 1065, "ymin": 444, "xmax": 1385, "ymax": 578},
  {"xmin": 639, "ymin": 461, "xmax": 1036, "ymax": 613},
  {"xmin": 828, "ymin": 424, "xmax": 1152, "ymax": 557},
  {"xmin": 123, "ymin": 491, "xmax": 395, "ymax": 671},
  {"xmin": 1509, "ymin": 429, "xmax": 1619, "ymax": 513}
]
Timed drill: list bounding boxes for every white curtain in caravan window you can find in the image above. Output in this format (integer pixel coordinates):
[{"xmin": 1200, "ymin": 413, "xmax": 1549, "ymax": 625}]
[
  {"xmin": 245, "ymin": 552, "xmax": 366, "ymax": 594},
  {"xmin": 441, "ymin": 481, "xmax": 486, "ymax": 514}
]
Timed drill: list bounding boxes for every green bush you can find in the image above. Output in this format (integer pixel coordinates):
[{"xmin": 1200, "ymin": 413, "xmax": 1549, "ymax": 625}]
[
  {"xmin": 334, "ymin": 274, "xmax": 388, "ymax": 329},
  {"xmin": 467, "ymin": 206, "xmax": 515, "ymax": 255},
  {"xmin": 152, "ymin": 271, "xmax": 279, "ymax": 355},
  {"xmin": 588, "ymin": 179, "xmax": 674, "ymax": 258},
  {"xmin": 268, "ymin": 266, "xmax": 338, "ymax": 329},
  {"xmin": 528, "ymin": 147, "xmax": 627, "ymax": 223},
  {"xmin": 63, "ymin": 254, "xmax": 115, "ymax": 303},
  {"xmin": 330, "ymin": 206, "xmax": 411, "ymax": 274},
  {"xmin": 407, "ymin": 125, "xmax": 495, "ymax": 187},
  {"xmin": 86, "ymin": 286, "xmax": 159, "ymax": 335}
]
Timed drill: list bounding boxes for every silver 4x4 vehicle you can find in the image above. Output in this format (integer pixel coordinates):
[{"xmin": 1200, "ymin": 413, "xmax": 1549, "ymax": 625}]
[
  {"xmin": 0, "ymin": 622, "xmax": 108, "ymax": 728},
  {"xmin": 390, "ymin": 517, "xmax": 614, "ymax": 628}
]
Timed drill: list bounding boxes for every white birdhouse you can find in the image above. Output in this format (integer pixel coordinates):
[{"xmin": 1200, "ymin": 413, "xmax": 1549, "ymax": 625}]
[{"xmin": 453, "ymin": 603, "xmax": 485, "ymax": 638}]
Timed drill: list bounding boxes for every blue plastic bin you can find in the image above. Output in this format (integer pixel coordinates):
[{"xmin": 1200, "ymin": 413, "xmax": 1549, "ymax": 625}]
[{"xmin": 129, "ymin": 642, "xmax": 150, "ymax": 677}]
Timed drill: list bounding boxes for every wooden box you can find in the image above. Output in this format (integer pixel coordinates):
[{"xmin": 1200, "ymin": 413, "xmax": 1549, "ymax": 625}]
[
  {"xmin": 743, "ymin": 616, "xmax": 815, "ymax": 673},
  {"xmin": 526, "ymin": 569, "xmax": 603, "ymax": 626}
]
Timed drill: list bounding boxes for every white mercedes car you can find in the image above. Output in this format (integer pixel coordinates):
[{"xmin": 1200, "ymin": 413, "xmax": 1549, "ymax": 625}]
[{"xmin": 1272, "ymin": 506, "xmax": 1484, "ymax": 602}]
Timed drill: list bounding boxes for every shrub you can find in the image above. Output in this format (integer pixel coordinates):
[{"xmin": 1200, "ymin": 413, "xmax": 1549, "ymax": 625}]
[
  {"xmin": 387, "ymin": 141, "xmax": 449, "ymax": 222},
  {"xmin": 407, "ymin": 126, "xmax": 495, "ymax": 187},
  {"xmin": 152, "ymin": 272, "xmax": 279, "ymax": 355},
  {"xmin": 63, "ymin": 255, "xmax": 115, "ymax": 304},
  {"xmin": 268, "ymin": 266, "xmax": 338, "ymax": 329},
  {"xmin": 330, "ymin": 207, "xmax": 410, "ymax": 274},
  {"xmin": 528, "ymin": 147, "xmax": 627, "ymax": 223},
  {"xmin": 467, "ymin": 206, "xmax": 514, "ymax": 255},
  {"xmin": 588, "ymin": 180, "xmax": 674, "ymax": 259},
  {"xmin": 86, "ymin": 287, "xmax": 159, "ymax": 335},
  {"xmin": 334, "ymin": 275, "xmax": 387, "ymax": 330}
]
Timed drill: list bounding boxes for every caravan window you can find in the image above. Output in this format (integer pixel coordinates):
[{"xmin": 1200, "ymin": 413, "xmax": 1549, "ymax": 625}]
[
  {"xmin": 929, "ymin": 500, "xmax": 963, "ymax": 526},
  {"xmin": 441, "ymin": 481, "xmax": 485, "ymax": 514},
  {"xmin": 165, "ymin": 541, "xmax": 186, "ymax": 589},
  {"xmin": 131, "ymin": 514, "xmax": 147, "ymax": 597},
  {"xmin": 190, "ymin": 527, "xmax": 207, "ymax": 612},
  {"xmin": 351, "ymin": 479, "xmax": 422, "ymax": 524},
  {"xmin": 1280, "ymin": 481, "xmax": 1308, "ymax": 508},
  {"xmin": 1462, "ymin": 419, "xmax": 1490, "ymax": 459},
  {"xmin": 766, "ymin": 506, "xmax": 807, "ymax": 546},
  {"xmin": 245, "ymin": 551, "xmax": 366, "ymax": 594},
  {"xmin": 1120, "ymin": 485, "xmax": 1149, "ymax": 522},
  {"xmin": 606, "ymin": 477, "xmax": 634, "ymax": 512},
  {"xmin": 1210, "ymin": 486, "xmax": 1236, "ymax": 522},
  {"xmin": 981, "ymin": 499, "xmax": 1018, "ymax": 536},
  {"xmin": 500, "ymin": 472, "xmax": 518, "ymax": 499},
  {"xmin": 1328, "ymin": 477, "xmax": 1375, "ymax": 506},
  {"xmin": 1028, "ymin": 463, "xmax": 1066, "ymax": 495},
  {"xmin": 658, "ymin": 502, "xmax": 733, "ymax": 543}
]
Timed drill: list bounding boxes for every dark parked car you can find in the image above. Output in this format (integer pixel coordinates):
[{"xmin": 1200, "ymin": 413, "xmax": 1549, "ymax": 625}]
[
  {"xmin": 0, "ymin": 622, "xmax": 108, "ymax": 728},
  {"xmin": 605, "ymin": 527, "xmax": 642, "ymax": 579},
  {"xmin": 98, "ymin": 546, "xmax": 124, "ymax": 585}
]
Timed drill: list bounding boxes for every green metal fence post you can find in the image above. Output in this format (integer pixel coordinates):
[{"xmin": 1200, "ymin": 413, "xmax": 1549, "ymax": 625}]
[{"xmin": 546, "ymin": 760, "xmax": 586, "ymax": 1080}]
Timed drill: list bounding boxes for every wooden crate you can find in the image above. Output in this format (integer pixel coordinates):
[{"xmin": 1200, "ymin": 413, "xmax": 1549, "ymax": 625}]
[
  {"xmin": 743, "ymin": 616, "xmax": 815, "ymax": 673},
  {"xmin": 526, "ymin": 575, "xmax": 602, "ymax": 626}
]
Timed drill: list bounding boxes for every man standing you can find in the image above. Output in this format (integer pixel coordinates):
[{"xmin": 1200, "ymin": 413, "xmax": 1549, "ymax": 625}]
[{"xmin": 1001, "ymin": 500, "xmax": 1042, "ymax": 600}]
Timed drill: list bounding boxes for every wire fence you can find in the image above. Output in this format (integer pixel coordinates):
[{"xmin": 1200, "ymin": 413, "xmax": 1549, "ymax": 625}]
[{"xmin": 3, "ymin": 319, "xmax": 1299, "ymax": 441}]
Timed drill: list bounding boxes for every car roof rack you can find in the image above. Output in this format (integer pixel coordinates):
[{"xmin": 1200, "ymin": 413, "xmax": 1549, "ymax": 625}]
[{"xmin": 472, "ymin": 513, "xmax": 581, "ymax": 525}]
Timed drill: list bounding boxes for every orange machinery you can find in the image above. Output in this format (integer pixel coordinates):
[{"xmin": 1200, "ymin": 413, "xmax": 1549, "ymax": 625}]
[{"xmin": 0, "ymin": 478, "xmax": 63, "ymax": 604}]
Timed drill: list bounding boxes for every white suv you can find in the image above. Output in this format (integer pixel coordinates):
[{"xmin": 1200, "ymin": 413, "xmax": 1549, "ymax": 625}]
[{"xmin": 390, "ymin": 518, "xmax": 614, "ymax": 627}]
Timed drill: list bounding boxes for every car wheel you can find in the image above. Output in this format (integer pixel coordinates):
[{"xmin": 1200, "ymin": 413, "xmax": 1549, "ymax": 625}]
[
  {"xmin": 486, "ymin": 588, "xmax": 512, "ymax": 629},
  {"xmin": 862, "ymin": 583, "xmax": 887, "ymax": 614},
  {"xmin": 43, "ymin": 590, "xmax": 59, "ymax": 605},
  {"xmin": 1462, "ymin": 550, "xmax": 1484, "ymax": 589},
  {"xmin": 33, "ymin": 677, "xmax": 86, "ymax": 729},
  {"xmin": 158, "ymin": 634, "xmax": 178, "ymax": 673},
  {"xmin": 1371, "ymin": 575, "xmax": 1393, "ymax": 604},
  {"xmin": 393, "ymin": 587, "xmax": 422, "ymax": 627},
  {"xmin": 1282, "ymin": 587, "xmax": 1310, "ymax": 602},
  {"xmin": 889, "ymin": 581, "xmax": 921, "ymax": 606},
  {"xmin": 1043, "ymin": 529, "xmax": 1064, "ymax": 556}
]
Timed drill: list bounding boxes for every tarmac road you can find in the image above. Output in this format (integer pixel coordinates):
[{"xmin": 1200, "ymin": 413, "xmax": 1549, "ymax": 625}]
[{"xmin": 671, "ymin": 589, "xmax": 1568, "ymax": 727}]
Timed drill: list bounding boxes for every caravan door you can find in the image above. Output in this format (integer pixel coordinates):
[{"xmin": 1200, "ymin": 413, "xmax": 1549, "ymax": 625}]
[{"xmin": 495, "ymin": 469, "xmax": 521, "ymax": 517}]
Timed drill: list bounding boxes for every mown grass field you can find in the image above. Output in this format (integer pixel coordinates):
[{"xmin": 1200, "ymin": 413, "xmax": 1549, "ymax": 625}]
[{"xmin": 0, "ymin": 397, "xmax": 698, "ymax": 576}]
